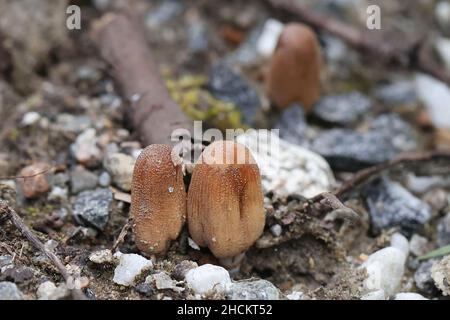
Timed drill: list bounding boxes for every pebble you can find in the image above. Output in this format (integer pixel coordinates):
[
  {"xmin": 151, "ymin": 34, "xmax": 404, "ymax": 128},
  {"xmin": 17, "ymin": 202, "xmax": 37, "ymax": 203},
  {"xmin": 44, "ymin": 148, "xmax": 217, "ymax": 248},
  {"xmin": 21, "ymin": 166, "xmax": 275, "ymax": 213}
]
[
  {"xmin": 405, "ymin": 174, "xmax": 450, "ymax": 194},
  {"xmin": 435, "ymin": 37, "xmax": 450, "ymax": 72},
  {"xmin": 414, "ymin": 260, "xmax": 438, "ymax": 296},
  {"xmin": 431, "ymin": 255, "xmax": 450, "ymax": 296},
  {"xmin": 208, "ymin": 62, "xmax": 261, "ymax": 126},
  {"xmin": 146, "ymin": 272, "xmax": 183, "ymax": 292},
  {"xmin": 70, "ymin": 165, "xmax": 98, "ymax": 194},
  {"xmin": 312, "ymin": 92, "xmax": 372, "ymax": 126},
  {"xmin": 21, "ymin": 111, "xmax": 41, "ymax": 126},
  {"xmin": 55, "ymin": 113, "xmax": 92, "ymax": 134},
  {"xmin": 270, "ymin": 224, "xmax": 282, "ymax": 237},
  {"xmin": 236, "ymin": 130, "xmax": 335, "ymax": 197},
  {"xmin": 89, "ymin": 249, "xmax": 113, "ymax": 264},
  {"xmin": 185, "ymin": 264, "xmax": 231, "ymax": 295},
  {"xmin": 409, "ymin": 234, "xmax": 430, "ymax": 257},
  {"xmin": 394, "ymin": 292, "xmax": 428, "ymax": 300},
  {"xmin": 415, "ymin": 74, "xmax": 450, "ymax": 129},
  {"xmin": 390, "ymin": 233, "xmax": 409, "ymax": 259},
  {"xmin": 364, "ymin": 177, "xmax": 431, "ymax": 236},
  {"xmin": 47, "ymin": 186, "xmax": 68, "ymax": 202},
  {"xmin": 312, "ymin": 114, "xmax": 417, "ymax": 171},
  {"xmin": 362, "ymin": 246, "xmax": 407, "ymax": 296},
  {"xmin": 437, "ymin": 212, "xmax": 450, "ymax": 247},
  {"xmin": 360, "ymin": 289, "xmax": 386, "ymax": 300},
  {"xmin": 1, "ymin": 266, "xmax": 34, "ymax": 283},
  {"xmin": 112, "ymin": 252, "xmax": 153, "ymax": 287},
  {"xmin": 286, "ymin": 291, "xmax": 304, "ymax": 300},
  {"xmin": 0, "ymin": 255, "xmax": 13, "ymax": 269},
  {"xmin": 188, "ymin": 20, "xmax": 208, "ymax": 53},
  {"xmin": 436, "ymin": 1, "xmax": 450, "ymax": 32},
  {"xmin": 37, "ymin": 281, "xmax": 69, "ymax": 300},
  {"xmin": 70, "ymin": 128, "xmax": 102, "ymax": 167},
  {"xmin": 103, "ymin": 153, "xmax": 135, "ymax": 192},
  {"xmin": 135, "ymin": 282, "xmax": 154, "ymax": 297},
  {"xmin": 145, "ymin": 0, "xmax": 184, "ymax": 28},
  {"xmin": 226, "ymin": 279, "xmax": 280, "ymax": 300},
  {"xmin": 0, "ymin": 281, "xmax": 24, "ymax": 300},
  {"xmin": 275, "ymin": 104, "xmax": 309, "ymax": 146},
  {"xmin": 98, "ymin": 171, "xmax": 111, "ymax": 187},
  {"xmin": 51, "ymin": 172, "xmax": 69, "ymax": 188},
  {"xmin": 374, "ymin": 80, "xmax": 417, "ymax": 106},
  {"xmin": 73, "ymin": 188, "xmax": 113, "ymax": 231},
  {"xmin": 256, "ymin": 19, "xmax": 284, "ymax": 58},
  {"xmin": 17, "ymin": 162, "xmax": 51, "ymax": 199}
]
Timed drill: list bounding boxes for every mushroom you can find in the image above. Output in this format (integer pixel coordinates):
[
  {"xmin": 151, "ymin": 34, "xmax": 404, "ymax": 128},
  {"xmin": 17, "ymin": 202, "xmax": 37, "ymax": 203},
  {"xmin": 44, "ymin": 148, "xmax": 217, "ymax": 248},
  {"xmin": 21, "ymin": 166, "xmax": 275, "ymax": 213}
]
[
  {"xmin": 187, "ymin": 140, "xmax": 265, "ymax": 268},
  {"xmin": 266, "ymin": 23, "xmax": 321, "ymax": 112},
  {"xmin": 131, "ymin": 144, "xmax": 186, "ymax": 256}
]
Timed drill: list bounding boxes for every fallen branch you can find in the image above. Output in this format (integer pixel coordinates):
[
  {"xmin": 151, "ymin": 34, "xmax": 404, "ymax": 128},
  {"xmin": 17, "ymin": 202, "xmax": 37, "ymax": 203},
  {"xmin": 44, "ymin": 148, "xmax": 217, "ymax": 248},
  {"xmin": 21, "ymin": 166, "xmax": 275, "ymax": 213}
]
[
  {"xmin": 0, "ymin": 200, "xmax": 87, "ymax": 300},
  {"xmin": 268, "ymin": 0, "xmax": 450, "ymax": 87},
  {"xmin": 91, "ymin": 13, "xmax": 193, "ymax": 146}
]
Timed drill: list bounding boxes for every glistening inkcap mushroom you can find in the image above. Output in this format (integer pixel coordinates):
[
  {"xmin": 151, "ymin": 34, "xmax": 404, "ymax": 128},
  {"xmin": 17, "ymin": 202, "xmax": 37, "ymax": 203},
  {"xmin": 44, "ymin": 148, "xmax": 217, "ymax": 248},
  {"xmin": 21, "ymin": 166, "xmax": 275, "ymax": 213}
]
[
  {"xmin": 266, "ymin": 23, "xmax": 322, "ymax": 112},
  {"xmin": 131, "ymin": 144, "xmax": 186, "ymax": 256},
  {"xmin": 187, "ymin": 140, "xmax": 265, "ymax": 269}
]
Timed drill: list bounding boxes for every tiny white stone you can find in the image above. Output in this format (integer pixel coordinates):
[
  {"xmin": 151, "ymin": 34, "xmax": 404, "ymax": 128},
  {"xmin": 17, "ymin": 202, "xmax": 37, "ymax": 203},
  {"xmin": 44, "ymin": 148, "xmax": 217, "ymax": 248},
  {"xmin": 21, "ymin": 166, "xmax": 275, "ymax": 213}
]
[
  {"xmin": 89, "ymin": 249, "xmax": 113, "ymax": 264},
  {"xmin": 131, "ymin": 94, "xmax": 141, "ymax": 102},
  {"xmin": 256, "ymin": 19, "xmax": 284, "ymax": 57},
  {"xmin": 188, "ymin": 237, "xmax": 201, "ymax": 250},
  {"xmin": 112, "ymin": 252, "xmax": 153, "ymax": 286},
  {"xmin": 168, "ymin": 186, "xmax": 174, "ymax": 193},
  {"xmin": 362, "ymin": 246, "xmax": 406, "ymax": 296},
  {"xmin": 270, "ymin": 224, "xmax": 282, "ymax": 237},
  {"xmin": 390, "ymin": 233, "xmax": 409, "ymax": 259},
  {"xmin": 394, "ymin": 292, "xmax": 428, "ymax": 300},
  {"xmin": 185, "ymin": 264, "xmax": 231, "ymax": 295},
  {"xmin": 286, "ymin": 291, "xmax": 303, "ymax": 300},
  {"xmin": 21, "ymin": 111, "xmax": 41, "ymax": 126}
]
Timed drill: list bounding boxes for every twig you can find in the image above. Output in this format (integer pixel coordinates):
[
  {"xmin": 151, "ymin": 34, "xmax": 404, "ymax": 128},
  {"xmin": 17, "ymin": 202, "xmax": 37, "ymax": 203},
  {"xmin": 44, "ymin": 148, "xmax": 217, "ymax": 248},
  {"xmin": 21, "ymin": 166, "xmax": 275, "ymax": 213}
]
[
  {"xmin": 268, "ymin": 0, "xmax": 450, "ymax": 87},
  {"xmin": 0, "ymin": 165, "xmax": 57, "ymax": 181},
  {"xmin": 0, "ymin": 200, "xmax": 87, "ymax": 300},
  {"xmin": 112, "ymin": 218, "xmax": 132, "ymax": 252}
]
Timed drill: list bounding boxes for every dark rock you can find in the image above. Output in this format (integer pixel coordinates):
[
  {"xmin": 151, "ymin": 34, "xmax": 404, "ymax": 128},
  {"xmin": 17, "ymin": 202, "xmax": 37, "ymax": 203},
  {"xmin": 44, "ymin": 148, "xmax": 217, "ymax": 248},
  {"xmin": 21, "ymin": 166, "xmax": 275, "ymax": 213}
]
[
  {"xmin": 70, "ymin": 166, "xmax": 98, "ymax": 194},
  {"xmin": 73, "ymin": 188, "xmax": 113, "ymax": 231},
  {"xmin": 312, "ymin": 92, "xmax": 372, "ymax": 126},
  {"xmin": 364, "ymin": 177, "xmax": 431, "ymax": 236},
  {"xmin": 312, "ymin": 114, "xmax": 417, "ymax": 171},
  {"xmin": 208, "ymin": 63, "xmax": 261, "ymax": 125},
  {"xmin": 275, "ymin": 104, "xmax": 308, "ymax": 146},
  {"xmin": 135, "ymin": 282, "xmax": 154, "ymax": 297},
  {"xmin": 437, "ymin": 212, "xmax": 450, "ymax": 247},
  {"xmin": 0, "ymin": 266, "xmax": 34, "ymax": 283},
  {"xmin": 414, "ymin": 260, "xmax": 439, "ymax": 296}
]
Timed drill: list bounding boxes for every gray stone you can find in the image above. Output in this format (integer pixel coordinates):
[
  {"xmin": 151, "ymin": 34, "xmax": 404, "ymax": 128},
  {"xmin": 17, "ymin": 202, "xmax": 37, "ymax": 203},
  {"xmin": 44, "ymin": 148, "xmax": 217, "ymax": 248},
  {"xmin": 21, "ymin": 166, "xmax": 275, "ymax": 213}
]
[
  {"xmin": 37, "ymin": 281, "xmax": 69, "ymax": 300},
  {"xmin": 312, "ymin": 114, "xmax": 417, "ymax": 171},
  {"xmin": 70, "ymin": 166, "xmax": 98, "ymax": 194},
  {"xmin": 374, "ymin": 81, "xmax": 417, "ymax": 105},
  {"xmin": 103, "ymin": 153, "xmax": 134, "ymax": 192},
  {"xmin": 73, "ymin": 188, "xmax": 113, "ymax": 230},
  {"xmin": 188, "ymin": 21, "xmax": 208, "ymax": 53},
  {"xmin": 226, "ymin": 279, "xmax": 281, "ymax": 300},
  {"xmin": 145, "ymin": 0, "xmax": 184, "ymax": 28},
  {"xmin": 437, "ymin": 212, "xmax": 450, "ymax": 247},
  {"xmin": 275, "ymin": 104, "xmax": 308, "ymax": 146},
  {"xmin": 409, "ymin": 234, "xmax": 430, "ymax": 257},
  {"xmin": 364, "ymin": 177, "xmax": 431, "ymax": 236},
  {"xmin": 0, "ymin": 281, "xmax": 23, "ymax": 300},
  {"xmin": 312, "ymin": 91, "xmax": 372, "ymax": 125},
  {"xmin": 0, "ymin": 255, "xmax": 13, "ymax": 268},
  {"xmin": 54, "ymin": 113, "xmax": 92, "ymax": 134},
  {"xmin": 414, "ymin": 260, "xmax": 438, "ymax": 296},
  {"xmin": 208, "ymin": 63, "xmax": 261, "ymax": 125},
  {"xmin": 98, "ymin": 171, "xmax": 111, "ymax": 187},
  {"xmin": 436, "ymin": 1, "xmax": 450, "ymax": 33},
  {"xmin": 431, "ymin": 256, "xmax": 450, "ymax": 296}
]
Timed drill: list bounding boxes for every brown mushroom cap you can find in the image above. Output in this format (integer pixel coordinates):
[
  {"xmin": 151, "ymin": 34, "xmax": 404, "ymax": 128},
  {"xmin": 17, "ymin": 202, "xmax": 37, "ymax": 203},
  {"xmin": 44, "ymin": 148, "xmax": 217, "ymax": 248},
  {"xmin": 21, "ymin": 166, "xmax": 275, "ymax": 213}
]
[
  {"xmin": 131, "ymin": 144, "xmax": 186, "ymax": 256},
  {"xmin": 187, "ymin": 140, "xmax": 265, "ymax": 259},
  {"xmin": 266, "ymin": 23, "xmax": 321, "ymax": 112}
]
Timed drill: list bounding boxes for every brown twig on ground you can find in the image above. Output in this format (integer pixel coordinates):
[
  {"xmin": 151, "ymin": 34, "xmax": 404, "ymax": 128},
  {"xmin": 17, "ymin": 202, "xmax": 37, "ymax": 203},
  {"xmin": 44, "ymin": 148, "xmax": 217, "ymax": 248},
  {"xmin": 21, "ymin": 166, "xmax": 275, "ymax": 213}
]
[
  {"xmin": 268, "ymin": 0, "xmax": 450, "ymax": 87},
  {"xmin": 334, "ymin": 150, "xmax": 450, "ymax": 199},
  {"xmin": 91, "ymin": 13, "xmax": 193, "ymax": 146},
  {"xmin": 112, "ymin": 218, "xmax": 132, "ymax": 252},
  {"xmin": 0, "ymin": 200, "xmax": 87, "ymax": 300}
]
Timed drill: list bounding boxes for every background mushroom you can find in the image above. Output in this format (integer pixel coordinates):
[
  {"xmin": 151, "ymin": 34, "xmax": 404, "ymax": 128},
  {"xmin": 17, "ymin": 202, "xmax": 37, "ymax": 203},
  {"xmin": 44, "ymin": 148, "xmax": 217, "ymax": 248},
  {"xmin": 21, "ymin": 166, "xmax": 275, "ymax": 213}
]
[
  {"xmin": 187, "ymin": 140, "xmax": 265, "ymax": 268},
  {"xmin": 266, "ymin": 22, "xmax": 322, "ymax": 112},
  {"xmin": 131, "ymin": 144, "xmax": 186, "ymax": 256}
]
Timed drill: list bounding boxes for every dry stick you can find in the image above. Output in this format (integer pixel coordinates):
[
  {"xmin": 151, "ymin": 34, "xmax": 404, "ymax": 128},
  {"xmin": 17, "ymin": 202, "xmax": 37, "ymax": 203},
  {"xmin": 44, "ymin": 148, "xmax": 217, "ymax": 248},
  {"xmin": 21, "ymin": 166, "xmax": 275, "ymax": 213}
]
[
  {"xmin": 0, "ymin": 201, "xmax": 87, "ymax": 300},
  {"xmin": 91, "ymin": 13, "xmax": 193, "ymax": 146},
  {"xmin": 268, "ymin": 0, "xmax": 450, "ymax": 87}
]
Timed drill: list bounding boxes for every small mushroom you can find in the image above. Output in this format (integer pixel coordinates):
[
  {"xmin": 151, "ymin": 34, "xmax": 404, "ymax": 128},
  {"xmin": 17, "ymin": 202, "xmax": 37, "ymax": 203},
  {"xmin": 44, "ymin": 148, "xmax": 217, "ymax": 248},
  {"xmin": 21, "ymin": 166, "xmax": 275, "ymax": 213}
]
[
  {"xmin": 187, "ymin": 140, "xmax": 265, "ymax": 266},
  {"xmin": 131, "ymin": 144, "xmax": 186, "ymax": 256},
  {"xmin": 266, "ymin": 23, "xmax": 322, "ymax": 112}
]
